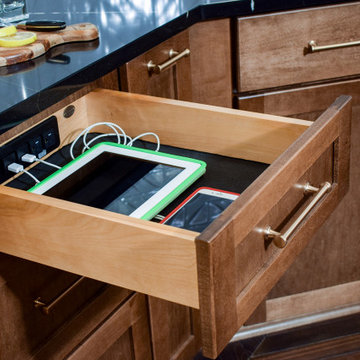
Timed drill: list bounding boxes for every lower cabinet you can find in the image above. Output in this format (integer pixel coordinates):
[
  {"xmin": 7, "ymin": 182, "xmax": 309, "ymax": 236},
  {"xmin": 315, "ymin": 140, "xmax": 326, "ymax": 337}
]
[{"xmin": 0, "ymin": 89, "xmax": 351, "ymax": 359}]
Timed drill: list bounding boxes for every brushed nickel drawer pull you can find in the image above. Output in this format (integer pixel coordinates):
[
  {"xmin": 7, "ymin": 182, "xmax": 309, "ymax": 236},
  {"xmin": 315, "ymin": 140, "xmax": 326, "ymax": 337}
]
[
  {"xmin": 147, "ymin": 48, "xmax": 190, "ymax": 74},
  {"xmin": 34, "ymin": 276, "xmax": 85, "ymax": 315},
  {"xmin": 264, "ymin": 182, "xmax": 331, "ymax": 248},
  {"xmin": 307, "ymin": 40, "xmax": 360, "ymax": 53}
]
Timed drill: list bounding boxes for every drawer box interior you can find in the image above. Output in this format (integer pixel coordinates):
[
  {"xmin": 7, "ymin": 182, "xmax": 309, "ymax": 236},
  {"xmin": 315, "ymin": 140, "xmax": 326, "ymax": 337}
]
[{"xmin": 0, "ymin": 90, "xmax": 351, "ymax": 358}]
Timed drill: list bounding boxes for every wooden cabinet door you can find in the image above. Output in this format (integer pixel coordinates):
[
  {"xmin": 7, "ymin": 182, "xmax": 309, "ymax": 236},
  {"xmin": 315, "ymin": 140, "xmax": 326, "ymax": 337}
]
[{"xmin": 120, "ymin": 30, "xmax": 192, "ymax": 101}]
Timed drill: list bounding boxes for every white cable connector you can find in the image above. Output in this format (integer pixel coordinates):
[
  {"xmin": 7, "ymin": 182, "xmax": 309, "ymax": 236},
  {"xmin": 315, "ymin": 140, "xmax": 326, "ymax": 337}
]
[
  {"xmin": 21, "ymin": 153, "xmax": 61, "ymax": 170},
  {"xmin": 7, "ymin": 162, "xmax": 40, "ymax": 183},
  {"xmin": 21, "ymin": 154, "xmax": 37, "ymax": 163},
  {"xmin": 8, "ymin": 162, "xmax": 24, "ymax": 174}
]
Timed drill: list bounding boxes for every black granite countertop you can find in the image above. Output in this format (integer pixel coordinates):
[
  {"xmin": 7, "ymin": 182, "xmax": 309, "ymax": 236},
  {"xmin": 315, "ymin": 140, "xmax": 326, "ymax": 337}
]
[{"xmin": 0, "ymin": 0, "xmax": 353, "ymax": 132}]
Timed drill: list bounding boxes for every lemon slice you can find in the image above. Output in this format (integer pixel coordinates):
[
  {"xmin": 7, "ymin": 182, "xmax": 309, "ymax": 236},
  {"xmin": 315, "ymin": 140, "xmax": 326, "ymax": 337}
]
[
  {"xmin": 0, "ymin": 25, "xmax": 17, "ymax": 37},
  {"xmin": 0, "ymin": 31, "xmax": 37, "ymax": 47}
]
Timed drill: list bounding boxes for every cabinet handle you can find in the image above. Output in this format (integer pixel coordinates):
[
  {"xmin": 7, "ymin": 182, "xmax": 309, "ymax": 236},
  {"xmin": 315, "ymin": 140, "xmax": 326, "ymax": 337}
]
[
  {"xmin": 147, "ymin": 48, "xmax": 190, "ymax": 74},
  {"xmin": 33, "ymin": 276, "xmax": 85, "ymax": 315},
  {"xmin": 264, "ymin": 182, "xmax": 331, "ymax": 248},
  {"xmin": 307, "ymin": 39, "xmax": 360, "ymax": 53}
]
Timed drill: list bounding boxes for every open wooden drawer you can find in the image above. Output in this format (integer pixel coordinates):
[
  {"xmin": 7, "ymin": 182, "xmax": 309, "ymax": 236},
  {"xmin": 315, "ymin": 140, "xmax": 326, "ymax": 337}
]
[{"xmin": 0, "ymin": 90, "xmax": 351, "ymax": 358}]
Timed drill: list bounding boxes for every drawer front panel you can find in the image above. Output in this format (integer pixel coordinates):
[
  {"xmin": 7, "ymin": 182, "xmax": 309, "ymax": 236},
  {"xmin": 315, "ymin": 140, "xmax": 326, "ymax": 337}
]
[
  {"xmin": 238, "ymin": 79, "xmax": 360, "ymax": 309},
  {"xmin": 196, "ymin": 96, "xmax": 351, "ymax": 358},
  {"xmin": 235, "ymin": 146, "xmax": 333, "ymax": 295},
  {"xmin": 236, "ymin": 3, "xmax": 360, "ymax": 91},
  {"xmin": 0, "ymin": 254, "xmax": 105, "ymax": 360},
  {"xmin": 33, "ymin": 287, "xmax": 152, "ymax": 360},
  {"xmin": 67, "ymin": 293, "xmax": 151, "ymax": 360}
]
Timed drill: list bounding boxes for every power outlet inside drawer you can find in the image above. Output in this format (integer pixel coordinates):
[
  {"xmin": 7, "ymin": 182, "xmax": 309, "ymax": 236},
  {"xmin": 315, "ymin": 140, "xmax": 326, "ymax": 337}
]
[{"xmin": 0, "ymin": 116, "xmax": 60, "ymax": 183}]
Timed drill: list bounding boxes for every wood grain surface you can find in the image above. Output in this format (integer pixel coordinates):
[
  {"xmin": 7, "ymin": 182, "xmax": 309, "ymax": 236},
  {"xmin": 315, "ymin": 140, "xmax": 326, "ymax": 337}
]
[
  {"xmin": 0, "ymin": 23, "xmax": 99, "ymax": 67},
  {"xmin": 236, "ymin": 3, "xmax": 360, "ymax": 91}
]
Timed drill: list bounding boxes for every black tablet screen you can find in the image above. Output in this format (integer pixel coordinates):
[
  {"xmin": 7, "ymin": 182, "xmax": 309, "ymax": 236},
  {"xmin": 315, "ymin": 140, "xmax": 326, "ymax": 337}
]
[{"xmin": 44, "ymin": 152, "xmax": 183, "ymax": 215}]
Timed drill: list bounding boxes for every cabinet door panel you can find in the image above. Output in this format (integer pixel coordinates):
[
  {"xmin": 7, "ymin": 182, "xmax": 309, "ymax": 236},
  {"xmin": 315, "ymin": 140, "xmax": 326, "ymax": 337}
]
[{"xmin": 188, "ymin": 19, "xmax": 232, "ymax": 108}]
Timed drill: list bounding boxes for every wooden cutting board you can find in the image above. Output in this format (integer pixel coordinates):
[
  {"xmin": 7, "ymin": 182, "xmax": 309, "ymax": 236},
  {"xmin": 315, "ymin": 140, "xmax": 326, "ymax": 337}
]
[{"xmin": 0, "ymin": 23, "xmax": 99, "ymax": 67}]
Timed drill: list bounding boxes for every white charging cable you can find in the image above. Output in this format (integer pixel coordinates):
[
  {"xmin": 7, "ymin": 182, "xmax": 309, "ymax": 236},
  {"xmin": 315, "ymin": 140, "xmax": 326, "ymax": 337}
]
[
  {"xmin": 70, "ymin": 122, "xmax": 128, "ymax": 160},
  {"xmin": 127, "ymin": 132, "xmax": 160, "ymax": 152},
  {"xmin": 7, "ymin": 162, "xmax": 40, "ymax": 184},
  {"xmin": 69, "ymin": 122, "xmax": 161, "ymax": 159},
  {"xmin": 21, "ymin": 154, "xmax": 61, "ymax": 170}
]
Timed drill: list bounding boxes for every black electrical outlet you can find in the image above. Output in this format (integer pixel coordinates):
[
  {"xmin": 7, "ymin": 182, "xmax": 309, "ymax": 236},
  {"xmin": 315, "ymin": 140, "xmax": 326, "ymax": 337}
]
[
  {"xmin": 28, "ymin": 136, "xmax": 43, "ymax": 157},
  {"xmin": 2, "ymin": 152, "xmax": 17, "ymax": 173},
  {"xmin": 0, "ymin": 116, "xmax": 60, "ymax": 183},
  {"xmin": 16, "ymin": 143, "xmax": 30, "ymax": 162},
  {"xmin": 42, "ymin": 128, "xmax": 57, "ymax": 149}
]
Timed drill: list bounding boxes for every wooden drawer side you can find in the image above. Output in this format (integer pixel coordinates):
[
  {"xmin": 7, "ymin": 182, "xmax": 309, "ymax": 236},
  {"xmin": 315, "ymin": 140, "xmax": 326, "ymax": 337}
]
[
  {"xmin": 83, "ymin": 90, "xmax": 311, "ymax": 164},
  {"xmin": 195, "ymin": 96, "xmax": 351, "ymax": 358}
]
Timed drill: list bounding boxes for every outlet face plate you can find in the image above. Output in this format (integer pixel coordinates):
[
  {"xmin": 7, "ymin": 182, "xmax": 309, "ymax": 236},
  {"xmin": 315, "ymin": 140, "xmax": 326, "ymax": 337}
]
[{"xmin": 0, "ymin": 116, "xmax": 60, "ymax": 183}]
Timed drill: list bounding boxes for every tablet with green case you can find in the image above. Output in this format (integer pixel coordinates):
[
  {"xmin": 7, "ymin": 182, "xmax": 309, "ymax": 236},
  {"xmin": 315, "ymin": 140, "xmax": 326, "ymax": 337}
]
[{"xmin": 29, "ymin": 142, "xmax": 206, "ymax": 220}]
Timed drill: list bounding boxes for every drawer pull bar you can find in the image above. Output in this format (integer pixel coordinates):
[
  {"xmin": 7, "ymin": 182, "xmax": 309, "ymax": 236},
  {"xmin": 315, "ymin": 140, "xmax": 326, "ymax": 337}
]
[
  {"xmin": 265, "ymin": 182, "xmax": 331, "ymax": 248},
  {"xmin": 34, "ymin": 276, "xmax": 85, "ymax": 315},
  {"xmin": 147, "ymin": 48, "xmax": 190, "ymax": 74},
  {"xmin": 307, "ymin": 40, "xmax": 360, "ymax": 53}
]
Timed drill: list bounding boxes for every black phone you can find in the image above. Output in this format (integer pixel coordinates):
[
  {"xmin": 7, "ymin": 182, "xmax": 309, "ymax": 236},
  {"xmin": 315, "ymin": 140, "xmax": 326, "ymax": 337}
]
[{"xmin": 160, "ymin": 187, "xmax": 239, "ymax": 232}]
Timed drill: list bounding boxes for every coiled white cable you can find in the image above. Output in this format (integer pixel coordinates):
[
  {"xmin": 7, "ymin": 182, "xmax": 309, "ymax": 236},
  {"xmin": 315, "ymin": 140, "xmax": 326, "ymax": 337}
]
[
  {"xmin": 70, "ymin": 122, "xmax": 128, "ymax": 160},
  {"xmin": 70, "ymin": 122, "xmax": 161, "ymax": 159}
]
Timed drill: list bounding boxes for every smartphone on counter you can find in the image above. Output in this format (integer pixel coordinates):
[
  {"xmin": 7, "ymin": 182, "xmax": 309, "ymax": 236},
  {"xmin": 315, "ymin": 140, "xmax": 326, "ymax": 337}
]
[{"xmin": 160, "ymin": 187, "xmax": 239, "ymax": 232}]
